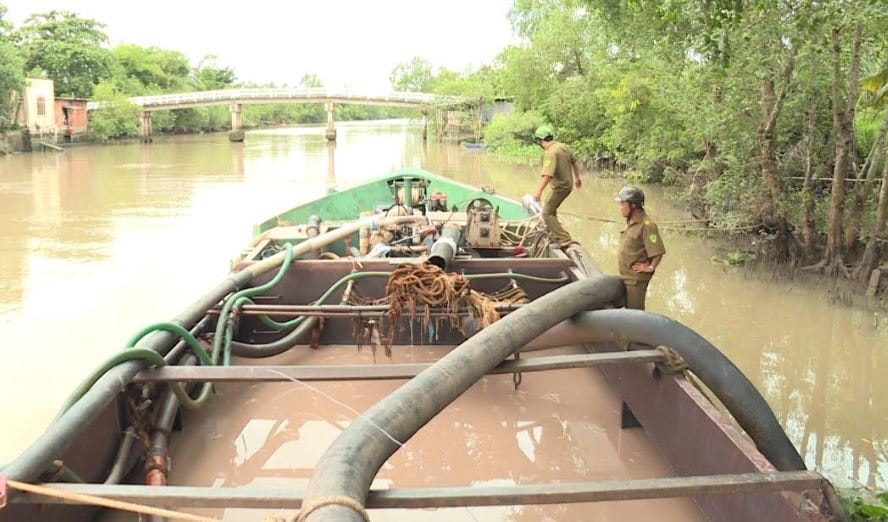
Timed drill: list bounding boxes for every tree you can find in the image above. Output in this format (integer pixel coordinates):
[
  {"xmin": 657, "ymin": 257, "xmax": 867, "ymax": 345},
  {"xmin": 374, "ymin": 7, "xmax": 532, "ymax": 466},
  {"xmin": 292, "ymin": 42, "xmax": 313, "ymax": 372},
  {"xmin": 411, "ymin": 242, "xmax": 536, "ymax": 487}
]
[
  {"xmin": 112, "ymin": 44, "xmax": 190, "ymax": 92},
  {"xmin": 855, "ymin": 152, "xmax": 888, "ymax": 281},
  {"xmin": 844, "ymin": 63, "xmax": 888, "ymax": 254},
  {"xmin": 14, "ymin": 11, "xmax": 114, "ymax": 98},
  {"xmin": 0, "ymin": 3, "xmax": 24, "ymax": 128},
  {"xmin": 299, "ymin": 73, "xmax": 323, "ymax": 89},
  {"xmin": 816, "ymin": 23, "xmax": 863, "ymax": 274},
  {"xmin": 192, "ymin": 54, "xmax": 235, "ymax": 91},
  {"xmin": 389, "ymin": 57, "xmax": 433, "ymax": 92}
]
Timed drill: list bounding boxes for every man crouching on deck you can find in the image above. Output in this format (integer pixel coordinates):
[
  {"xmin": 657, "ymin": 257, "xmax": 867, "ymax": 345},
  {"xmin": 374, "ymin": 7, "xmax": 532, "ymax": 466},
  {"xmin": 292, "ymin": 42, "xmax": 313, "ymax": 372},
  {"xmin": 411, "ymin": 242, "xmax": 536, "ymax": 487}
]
[{"xmin": 532, "ymin": 125, "xmax": 582, "ymax": 249}]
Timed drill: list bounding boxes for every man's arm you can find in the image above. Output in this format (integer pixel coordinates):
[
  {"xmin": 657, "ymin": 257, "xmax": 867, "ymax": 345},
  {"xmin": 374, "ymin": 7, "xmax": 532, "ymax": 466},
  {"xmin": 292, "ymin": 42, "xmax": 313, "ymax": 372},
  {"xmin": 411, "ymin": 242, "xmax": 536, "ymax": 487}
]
[
  {"xmin": 533, "ymin": 175, "xmax": 551, "ymax": 202},
  {"xmin": 631, "ymin": 254, "xmax": 662, "ymax": 274}
]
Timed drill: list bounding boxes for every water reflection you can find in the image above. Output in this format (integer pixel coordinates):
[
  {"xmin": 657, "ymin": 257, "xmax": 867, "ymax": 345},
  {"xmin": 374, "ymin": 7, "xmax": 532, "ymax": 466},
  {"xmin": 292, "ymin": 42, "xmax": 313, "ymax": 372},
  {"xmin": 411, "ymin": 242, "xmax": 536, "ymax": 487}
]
[{"xmin": 0, "ymin": 120, "xmax": 884, "ymax": 493}]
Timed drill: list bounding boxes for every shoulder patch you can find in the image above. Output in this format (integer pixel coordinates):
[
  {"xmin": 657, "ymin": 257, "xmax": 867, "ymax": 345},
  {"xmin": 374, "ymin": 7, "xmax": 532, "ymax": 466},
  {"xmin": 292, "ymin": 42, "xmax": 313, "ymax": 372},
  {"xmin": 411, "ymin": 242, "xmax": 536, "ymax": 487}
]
[
  {"xmin": 644, "ymin": 220, "xmax": 651, "ymax": 225},
  {"xmin": 543, "ymin": 158, "xmax": 552, "ymax": 168},
  {"xmin": 649, "ymin": 233, "xmax": 658, "ymax": 243}
]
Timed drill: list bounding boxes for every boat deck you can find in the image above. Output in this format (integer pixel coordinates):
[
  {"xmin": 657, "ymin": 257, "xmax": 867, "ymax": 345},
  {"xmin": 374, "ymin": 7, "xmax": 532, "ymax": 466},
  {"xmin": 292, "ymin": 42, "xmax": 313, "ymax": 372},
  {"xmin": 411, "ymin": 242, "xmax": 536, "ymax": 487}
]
[{"xmin": 157, "ymin": 344, "xmax": 706, "ymax": 522}]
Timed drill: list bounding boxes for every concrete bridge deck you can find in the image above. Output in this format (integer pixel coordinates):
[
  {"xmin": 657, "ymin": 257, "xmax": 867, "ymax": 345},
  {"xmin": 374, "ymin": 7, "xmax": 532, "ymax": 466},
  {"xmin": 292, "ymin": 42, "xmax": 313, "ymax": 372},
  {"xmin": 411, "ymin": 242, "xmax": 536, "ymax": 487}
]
[
  {"xmin": 86, "ymin": 88, "xmax": 466, "ymax": 111},
  {"xmin": 86, "ymin": 88, "xmax": 473, "ymax": 142}
]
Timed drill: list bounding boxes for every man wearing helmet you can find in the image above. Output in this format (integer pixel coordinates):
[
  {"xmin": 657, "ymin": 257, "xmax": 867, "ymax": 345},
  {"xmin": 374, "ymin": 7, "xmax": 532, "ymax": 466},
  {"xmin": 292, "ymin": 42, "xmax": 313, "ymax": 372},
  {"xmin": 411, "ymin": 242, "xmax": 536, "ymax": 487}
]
[
  {"xmin": 532, "ymin": 125, "xmax": 583, "ymax": 248},
  {"xmin": 615, "ymin": 186, "xmax": 665, "ymax": 310}
]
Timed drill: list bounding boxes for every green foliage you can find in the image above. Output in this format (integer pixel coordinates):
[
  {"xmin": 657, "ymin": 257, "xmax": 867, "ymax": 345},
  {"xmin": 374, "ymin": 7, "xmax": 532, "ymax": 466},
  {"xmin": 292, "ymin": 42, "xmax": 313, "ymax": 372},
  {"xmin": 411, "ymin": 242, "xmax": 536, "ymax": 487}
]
[
  {"xmin": 856, "ymin": 110, "xmax": 884, "ymax": 160},
  {"xmin": 87, "ymin": 81, "xmax": 139, "ymax": 139},
  {"xmin": 538, "ymin": 76, "xmax": 608, "ymax": 158},
  {"xmin": 431, "ymin": 66, "xmax": 498, "ymax": 101},
  {"xmin": 112, "ymin": 44, "xmax": 189, "ymax": 92},
  {"xmin": 0, "ymin": 4, "xmax": 23, "ymax": 129},
  {"xmin": 390, "ymin": 57, "xmax": 433, "ymax": 92},
  {"xmin": 14, "ymin": 11, "xmax": 114, "ymax": 97},
  {"xmin": 484, "ymin": 111, "xmax": 544, "ymax": 149},
  {"xmin": 840, "ymin": 488, "xmax": 888, "ymax": 521},
  {"xmin": 192, "ymin": 54, "xmax": 235, "ymax": 91},
  {"xmin": 483, "ymin": 111, "xmax": 546, "ymax": 164}
]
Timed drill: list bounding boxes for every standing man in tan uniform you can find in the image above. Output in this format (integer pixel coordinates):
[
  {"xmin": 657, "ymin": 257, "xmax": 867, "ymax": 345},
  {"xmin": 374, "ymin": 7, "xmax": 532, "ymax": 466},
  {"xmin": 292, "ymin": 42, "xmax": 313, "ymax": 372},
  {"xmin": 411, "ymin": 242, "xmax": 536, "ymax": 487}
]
[
  {"xmin": 532, "ymin": 125, "xmax": 582, "ymax": 248},
  {"xmin": 616, "ymin": 186, "xmax": 665, "ymax": 310}
]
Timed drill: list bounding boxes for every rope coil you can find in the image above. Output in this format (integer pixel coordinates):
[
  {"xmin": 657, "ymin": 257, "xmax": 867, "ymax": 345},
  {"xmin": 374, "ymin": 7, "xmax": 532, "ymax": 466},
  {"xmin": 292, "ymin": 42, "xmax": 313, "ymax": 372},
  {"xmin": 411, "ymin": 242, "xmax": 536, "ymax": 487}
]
[
  {"xmin": 655, "ymin": 345, "xmax": 689, "ymax": 374},
  {"xmin": 295, "ymin": 495, "xmax": 371, "ymax": 522}
]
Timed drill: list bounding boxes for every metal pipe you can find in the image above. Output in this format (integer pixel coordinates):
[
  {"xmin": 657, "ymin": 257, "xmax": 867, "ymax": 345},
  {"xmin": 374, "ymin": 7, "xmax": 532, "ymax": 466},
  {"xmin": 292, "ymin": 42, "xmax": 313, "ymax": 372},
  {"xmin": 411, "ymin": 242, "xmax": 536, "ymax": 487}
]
[
  {"xmin": 522, "ymin": 309, "xmax": 806, "ymax": 472},
  {"xmin": 218, "ymin": 303, "xmax": 526, "ymax": 316},
  {"xmin": 144, "ymin": 383, "xmax": 184, "ymax": 522},
  {"xmin": 300, "ymin": 275, "xmax": 625, "ymax": 521},
  {"xmin": 4, "ymin": 215, "xmax": 423, "ymax": 482},
  {"xmin": 427, "ymin": 223, "xmax": 461, "ymax": 270},
  {"xmin": 230, "ymin": 278, "xmax": 355, "ymax": 358},
  {"xmin": 307, "ymin": 215, "xmax": 321, "ymax": 258},
  {"xmin": 229, "ymin": 317, "xmax": 319, "ymax": 358},
  {"xmin": 162, "ymin": 316, "xmax": 212, "ymax": 364},
  {"xmin": 103, "ymin": 427, "xmax": 137, "ymax": 485}
]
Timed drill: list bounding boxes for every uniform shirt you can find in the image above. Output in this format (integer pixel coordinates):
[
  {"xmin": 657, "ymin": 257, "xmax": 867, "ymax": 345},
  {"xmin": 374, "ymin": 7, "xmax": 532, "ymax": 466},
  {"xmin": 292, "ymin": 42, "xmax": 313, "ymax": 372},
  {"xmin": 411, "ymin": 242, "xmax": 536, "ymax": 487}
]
[
  {"xmin": 618, "ymin": 211, "xmax": 666, "ymax": 282},
  {"xmin": 541, "ymin": 142, "xmax": 577, "ymax": 191}
]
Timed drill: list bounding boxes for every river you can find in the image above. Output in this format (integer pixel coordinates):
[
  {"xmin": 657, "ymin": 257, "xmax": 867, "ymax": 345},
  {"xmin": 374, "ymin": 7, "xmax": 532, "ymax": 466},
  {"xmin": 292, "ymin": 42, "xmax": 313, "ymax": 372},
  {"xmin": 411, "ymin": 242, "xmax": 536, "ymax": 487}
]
[{"xmin": 0, "ymin": 120, "xmax": 884, "ymax": 493}]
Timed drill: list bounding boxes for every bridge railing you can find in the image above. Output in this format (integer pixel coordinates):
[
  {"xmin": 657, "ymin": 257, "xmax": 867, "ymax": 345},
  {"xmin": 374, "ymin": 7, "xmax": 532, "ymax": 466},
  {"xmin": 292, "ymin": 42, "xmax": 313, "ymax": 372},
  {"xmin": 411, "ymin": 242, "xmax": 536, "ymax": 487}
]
[{"xmin": 86, "ymin": 88, "xmax": 469, "ymax": 111}]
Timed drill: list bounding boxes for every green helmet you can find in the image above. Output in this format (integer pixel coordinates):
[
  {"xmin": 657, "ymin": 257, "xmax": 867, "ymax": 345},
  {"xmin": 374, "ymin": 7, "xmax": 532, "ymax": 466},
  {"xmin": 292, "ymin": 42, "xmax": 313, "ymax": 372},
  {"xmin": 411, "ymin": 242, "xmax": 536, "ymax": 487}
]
[
  {"xmin": 615, "ymin": 185, "xmax": 645, "ymax": 206},
  {"xmin": 533, "ymin": 125, "xmax": 554, "ymax": 140}
]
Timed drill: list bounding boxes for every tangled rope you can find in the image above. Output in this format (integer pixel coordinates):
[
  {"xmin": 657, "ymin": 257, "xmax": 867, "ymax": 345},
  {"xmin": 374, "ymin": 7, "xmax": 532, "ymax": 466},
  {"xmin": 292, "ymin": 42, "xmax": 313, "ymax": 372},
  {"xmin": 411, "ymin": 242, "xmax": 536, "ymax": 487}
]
[
  {"xmin": 378, "ymin": 264, "xmax": 527, "ymax": 351},
  {"xmin": 655, "ymin": 345, "xmax": 689, "ymax": 374}
]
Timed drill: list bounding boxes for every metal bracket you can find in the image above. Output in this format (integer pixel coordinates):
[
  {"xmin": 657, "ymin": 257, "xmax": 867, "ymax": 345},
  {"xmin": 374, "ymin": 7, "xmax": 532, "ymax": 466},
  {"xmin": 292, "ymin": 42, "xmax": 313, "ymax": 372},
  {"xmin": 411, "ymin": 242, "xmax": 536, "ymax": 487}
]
[
  {"xmin": 620, "ymin": 402, "xmax": 642, "ymax": 429},
  {"xmin": 512, "ymin": 352, "xmax": 522, "ymax": 390}
]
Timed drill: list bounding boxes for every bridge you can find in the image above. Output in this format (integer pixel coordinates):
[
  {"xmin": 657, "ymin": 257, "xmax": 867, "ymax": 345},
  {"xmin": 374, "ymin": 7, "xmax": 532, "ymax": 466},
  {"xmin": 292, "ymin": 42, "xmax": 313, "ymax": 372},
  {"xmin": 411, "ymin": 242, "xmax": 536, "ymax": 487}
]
[{"xmin": 86, "ymin": 88, "xmax": 472, "ymax": 142}]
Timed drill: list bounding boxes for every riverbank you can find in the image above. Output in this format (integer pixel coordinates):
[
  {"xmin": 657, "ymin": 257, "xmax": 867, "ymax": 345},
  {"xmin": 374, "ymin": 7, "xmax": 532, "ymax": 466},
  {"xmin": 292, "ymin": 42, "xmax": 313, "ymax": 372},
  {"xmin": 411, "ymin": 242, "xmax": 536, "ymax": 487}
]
[{"xmin": 483, "ymin": 143, "xmax": 888, "ymax": 306}]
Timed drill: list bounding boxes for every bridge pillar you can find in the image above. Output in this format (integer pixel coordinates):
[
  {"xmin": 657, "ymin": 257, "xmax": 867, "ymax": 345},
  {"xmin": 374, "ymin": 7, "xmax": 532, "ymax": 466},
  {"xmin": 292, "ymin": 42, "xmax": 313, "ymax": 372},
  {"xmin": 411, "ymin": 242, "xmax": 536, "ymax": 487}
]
[
  {"xmin": 325, "ymin": 102, "xmax": 336, "ymax": 141},
  {"xmin": 229, "ymin": 103, "xmax": 243, "ymax": 131},
  {"xmin": 139, "ymin": 111, "xmax": 153, "ymax": 143},
  {"xmin": 421, "ymin": 107, "xmax": 429, "ymax": 141},
  {"xmin": 229, "ymin": 103, "xmax": 245, "ymax": 142}
]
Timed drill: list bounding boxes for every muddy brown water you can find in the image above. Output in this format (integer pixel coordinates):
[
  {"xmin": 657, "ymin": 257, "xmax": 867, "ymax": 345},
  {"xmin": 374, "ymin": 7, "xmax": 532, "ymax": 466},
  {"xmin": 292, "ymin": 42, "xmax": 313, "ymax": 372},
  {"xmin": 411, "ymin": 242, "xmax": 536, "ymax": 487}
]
[{"xmin": 0, "ymin": 121, "xmax": 884, "ymax": 515}]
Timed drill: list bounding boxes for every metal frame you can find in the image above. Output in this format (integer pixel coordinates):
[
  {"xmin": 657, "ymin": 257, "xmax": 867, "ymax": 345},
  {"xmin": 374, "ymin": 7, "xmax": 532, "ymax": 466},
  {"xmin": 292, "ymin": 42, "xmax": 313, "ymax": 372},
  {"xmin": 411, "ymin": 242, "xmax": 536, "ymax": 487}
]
[
  {"xmin": 11, "ymin": 471, "xmax": 824, "ymax": 509},
  {"xmin": 134, "ymin": 351, "xmax": 666, "ymax": 383}
]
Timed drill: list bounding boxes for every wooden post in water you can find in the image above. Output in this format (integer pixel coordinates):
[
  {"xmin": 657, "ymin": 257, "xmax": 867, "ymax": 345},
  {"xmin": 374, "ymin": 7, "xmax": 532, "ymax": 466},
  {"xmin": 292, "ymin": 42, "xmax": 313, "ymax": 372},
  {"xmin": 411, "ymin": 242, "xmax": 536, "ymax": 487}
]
[
  {"xmin": 325, "ymin": 102, "xmax": 336, "ymax": 141},
  {"xmin": 139, "ymin": 111, "xmax": 153, "ymax": 143},
  {"xmin": 435, "ymin": 109, "xmax": 443, "ymax": 142},
  {"xmin": 421, "ymin": 107, "xmax": 429, "ymax": 141}
]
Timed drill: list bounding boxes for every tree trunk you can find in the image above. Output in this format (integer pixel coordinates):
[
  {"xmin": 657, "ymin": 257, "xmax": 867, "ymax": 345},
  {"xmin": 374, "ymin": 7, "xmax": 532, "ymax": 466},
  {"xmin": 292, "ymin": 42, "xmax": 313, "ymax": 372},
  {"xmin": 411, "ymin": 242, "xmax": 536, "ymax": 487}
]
[
  {"xmin": 800, "ymin": 107, "xmax": 819, "ymax": 258},
  {"xmin": 759, "ymin": 74, "xmax": 782, "ymax": 215},
  {"xmin": 823, "ymin": 25, "xmax": 862, "ymax": 272},
  {"xmin": 757, "ymin": 43, "xmax": 798, "ymax": 261},
  {"xmin": 843, "ymin": 111, "xmax": 888, "ymax": 253},
  {"xmin": 855, "ymin": 157, "xmax": 888, "ymax": 281}
]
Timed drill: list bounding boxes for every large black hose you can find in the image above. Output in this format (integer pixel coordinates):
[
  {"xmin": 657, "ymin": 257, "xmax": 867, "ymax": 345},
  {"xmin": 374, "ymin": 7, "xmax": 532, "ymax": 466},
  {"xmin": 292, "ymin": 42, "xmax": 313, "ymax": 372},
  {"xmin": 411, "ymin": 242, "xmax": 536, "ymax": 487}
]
[
  {"xmin": 524, "ymin": 308, "xmax": 806, "ymax": 472},
  {"xmin": 300, "ymin": 275, "xmax": 625, "ymax": 521}
]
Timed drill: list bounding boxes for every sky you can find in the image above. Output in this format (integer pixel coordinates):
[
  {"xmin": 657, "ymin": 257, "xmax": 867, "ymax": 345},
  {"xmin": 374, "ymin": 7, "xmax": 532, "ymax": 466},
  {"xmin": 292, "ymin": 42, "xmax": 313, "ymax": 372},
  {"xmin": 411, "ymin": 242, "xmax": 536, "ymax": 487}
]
[{"xmin": 3, "ymin": 0, "xmax": 518, "ymax": 91}]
